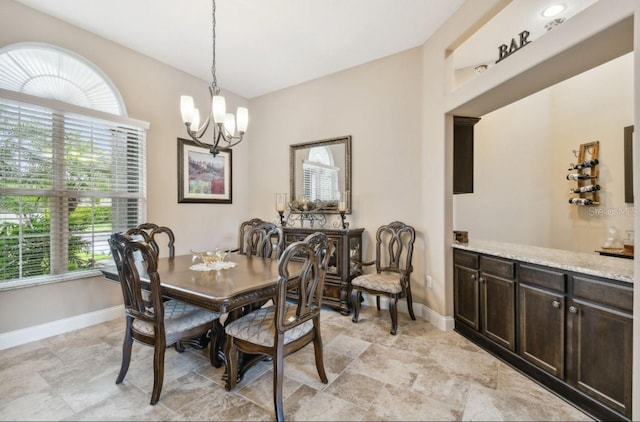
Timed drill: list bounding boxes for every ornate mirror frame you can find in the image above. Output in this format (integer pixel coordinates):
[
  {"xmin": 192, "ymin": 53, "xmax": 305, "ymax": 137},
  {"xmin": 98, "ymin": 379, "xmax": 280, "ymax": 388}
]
[{"xmin": 289, "ymin": 135, "xmax": 352, "ymax": 214}]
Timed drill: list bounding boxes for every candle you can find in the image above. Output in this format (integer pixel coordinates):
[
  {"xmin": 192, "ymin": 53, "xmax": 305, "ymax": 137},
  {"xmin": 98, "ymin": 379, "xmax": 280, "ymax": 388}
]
[
  {"xmin": 338, "ymin": 190, "xmax": 348, "ymax": 211},
  {"xmin": 275, "ymin": 193, "xmax": 287, "ymax": 212}
]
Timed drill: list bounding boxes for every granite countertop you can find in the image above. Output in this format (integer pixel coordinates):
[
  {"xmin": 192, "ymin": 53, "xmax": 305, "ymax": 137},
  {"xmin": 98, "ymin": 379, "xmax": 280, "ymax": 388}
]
[{"xmin": 452, "ymin": 239, "xmax": 634, "ymax": 284}]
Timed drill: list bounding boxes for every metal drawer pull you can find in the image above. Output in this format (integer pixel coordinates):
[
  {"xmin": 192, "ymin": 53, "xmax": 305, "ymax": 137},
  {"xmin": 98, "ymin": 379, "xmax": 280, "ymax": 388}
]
[
  {"xmin": 478, "ymin": 277, "xmax": 484, "ymax": 283},
  {"xmin": 470, "ymin": 274, "xmax": 476, "ymax": 280},
  {"xmin": 552, "ymin": 300, "xmax": 561, "ymax": 308},
  {"xmin": 569, "ymin": 305, "xmax": 578, "ymax": 314}
]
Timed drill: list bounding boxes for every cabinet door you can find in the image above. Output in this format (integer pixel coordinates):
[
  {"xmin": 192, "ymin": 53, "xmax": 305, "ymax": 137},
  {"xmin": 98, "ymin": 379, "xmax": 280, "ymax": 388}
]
[
  {"xmin": 567, "ymin": 300, "xmax": 632, "ymax": 418},
  {"xmin": 518, "ymin": 284, "xmax": 565, "ymax": 377},
  {"xmin": 481, "ymin": 273, "xmax": 515, "ymax": 351},
  {"xmin": 454, "ymin": 265, "xmax": 479, "ymax": 330}
]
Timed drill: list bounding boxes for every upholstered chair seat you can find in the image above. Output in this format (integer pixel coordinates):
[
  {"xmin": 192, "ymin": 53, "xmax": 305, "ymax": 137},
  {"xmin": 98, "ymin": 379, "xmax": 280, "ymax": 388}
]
[
  {"xmin": 351, "ymin": 273, "xmax": 403, "ymax": 294},
  {"xmin": 225, "ymin": 304, "xmax": 313, "ymax": 347},
  {"xmin": 131, "ymin": 300, "xmax": 220, "ymax": 337}
]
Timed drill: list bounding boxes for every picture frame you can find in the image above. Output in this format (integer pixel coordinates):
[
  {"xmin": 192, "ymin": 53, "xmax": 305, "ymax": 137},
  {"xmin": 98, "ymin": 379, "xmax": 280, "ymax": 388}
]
[{"xmin": 178, "ymin": 138, "xmax": 232, "ymax": 203}]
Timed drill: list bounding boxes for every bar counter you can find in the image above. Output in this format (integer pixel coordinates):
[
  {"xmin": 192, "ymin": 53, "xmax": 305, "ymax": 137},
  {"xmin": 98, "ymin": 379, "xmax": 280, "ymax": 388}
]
[{"xmin": 452, "ymin": 239, "xmax": 633, "ymax": 284}]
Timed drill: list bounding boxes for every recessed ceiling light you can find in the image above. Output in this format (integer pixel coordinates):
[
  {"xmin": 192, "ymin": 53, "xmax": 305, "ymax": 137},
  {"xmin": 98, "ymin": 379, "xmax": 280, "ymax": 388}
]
[{"xmin": 542, "ymin": 4, "xmax": 566, "ymax": 17}]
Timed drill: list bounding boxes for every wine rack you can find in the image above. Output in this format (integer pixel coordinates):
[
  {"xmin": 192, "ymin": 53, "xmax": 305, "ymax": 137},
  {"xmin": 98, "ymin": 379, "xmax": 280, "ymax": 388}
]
[{"xmin": 567, "ymin": 141, "xmax": 600, "ymax": 206}]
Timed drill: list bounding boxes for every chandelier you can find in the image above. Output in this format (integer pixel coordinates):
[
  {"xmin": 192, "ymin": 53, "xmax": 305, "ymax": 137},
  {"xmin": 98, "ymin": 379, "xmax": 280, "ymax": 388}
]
[{"xmin": 179, "ymin": 0, "xmax": 248, "ymax": 156}]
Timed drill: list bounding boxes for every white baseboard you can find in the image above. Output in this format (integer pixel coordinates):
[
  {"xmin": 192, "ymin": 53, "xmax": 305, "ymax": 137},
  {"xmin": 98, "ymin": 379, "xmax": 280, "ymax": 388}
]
[
  {"xmin": 0, "ymin": 305, "xmax": 123, "ymax": 351},
  {"xmin": 360, "ymin": 295, "xmax": 454, "ymax": 332}
]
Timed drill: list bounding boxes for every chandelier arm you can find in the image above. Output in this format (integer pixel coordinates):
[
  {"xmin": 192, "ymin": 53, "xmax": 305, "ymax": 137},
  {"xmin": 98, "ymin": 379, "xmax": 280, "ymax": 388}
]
[
  {"xmin": 190, "ymin": 115, "xmax": 212, "ymax": 140},
  {"xmin": 186, "ymin": 132, "xmax": 213, "ymax": 150},
  {"xmin": 224, "ymin": 135, "xmax": 245, "ymax": 148}
]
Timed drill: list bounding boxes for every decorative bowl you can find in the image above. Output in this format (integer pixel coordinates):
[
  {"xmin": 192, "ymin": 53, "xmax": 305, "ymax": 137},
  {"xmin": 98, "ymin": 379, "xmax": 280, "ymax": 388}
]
[{"xmin": 191, "ymin": 249, "xmax": 228, "ymax": 265}]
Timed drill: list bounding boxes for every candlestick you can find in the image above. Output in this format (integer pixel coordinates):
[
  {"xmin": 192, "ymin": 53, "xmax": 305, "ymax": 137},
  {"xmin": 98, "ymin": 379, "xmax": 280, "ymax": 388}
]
[
  {"xmin": 339, "ymin": 210, "xmax": 349, "ymax": 229},
  {"xmin": 275, "ymin": 193, "xmax": 287, "ymax": 212},
  {"xmin": 275, "ymin": 193, "xmax": 287, "ymax": 226}
]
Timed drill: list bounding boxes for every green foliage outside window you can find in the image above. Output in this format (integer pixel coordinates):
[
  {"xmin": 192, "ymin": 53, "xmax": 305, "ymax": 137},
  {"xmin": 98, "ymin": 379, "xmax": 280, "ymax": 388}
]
[{"xmin": 0, "ymin": 110, "xmax": 115, "ymax": 282}]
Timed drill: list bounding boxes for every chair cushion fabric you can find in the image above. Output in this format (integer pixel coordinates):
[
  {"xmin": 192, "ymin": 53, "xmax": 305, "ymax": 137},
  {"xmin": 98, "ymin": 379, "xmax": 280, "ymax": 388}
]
[
  {"xmin": 352, "ymin": 273, "xmax": 402, "ymax": 294},
  {"xmin": 132, "ymin": 300, "xmax": 219, "ymax": 336},
  {"xmin": 225, "ymin": 305, "xmax": 313, "ymax": 347}
]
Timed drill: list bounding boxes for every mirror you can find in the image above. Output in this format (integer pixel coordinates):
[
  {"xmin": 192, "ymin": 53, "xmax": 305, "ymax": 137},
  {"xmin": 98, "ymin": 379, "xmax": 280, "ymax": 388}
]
[{"xmin": 290, "ymin": 135, "xmax": 352, "ymax": 214}]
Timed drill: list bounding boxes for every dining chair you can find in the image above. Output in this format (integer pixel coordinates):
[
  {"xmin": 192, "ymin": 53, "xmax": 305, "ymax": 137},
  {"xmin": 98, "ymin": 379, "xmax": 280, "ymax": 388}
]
[
  {"xmin": 108, "ymin": 232, "xmax": 222, "ymax": 405},
  {"xmin": 244, "ymin": 221, "xmax": 285, "ymax": 259},
  {"xmin": 233, "ymin": 217, "xmax": 267, "ymax": 254},
  {"xmin": 126, "ymin": 222, "xmax": 175, "ymax": 258},
  {"xmin": 125, "ymin": 223, "xmax": 175, "ymax": 308},
  {"xmin": 224, "ymin": 232, "xmax": 335, "ymax": 422},
  {"xmin": 351, "ymin": 221, "xmax": 416, "ymax": 335}
]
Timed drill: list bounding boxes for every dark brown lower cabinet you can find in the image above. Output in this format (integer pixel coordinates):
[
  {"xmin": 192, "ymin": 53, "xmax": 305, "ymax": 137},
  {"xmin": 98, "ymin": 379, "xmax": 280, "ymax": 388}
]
[
  {"xmin": 454, "ymin": 251, "xmax": 515, "ymax": 351},
  {"xmin": 453, "ymin": 263, "xmax": 479, "ymax": 330},
  {"xmin": 568, "ymin": 276, "xmax": 633, "ymax": 418},
  {"xmin": 518, "ymin": 264, "xmax": 566, "ymax": 378},
  {"xmin": 453, "ymin": 249, "xmax": 633, "ymax": 421},
  {"xmin": 480, "ymin": 255, "xmax": 516, "ymax": 351}
]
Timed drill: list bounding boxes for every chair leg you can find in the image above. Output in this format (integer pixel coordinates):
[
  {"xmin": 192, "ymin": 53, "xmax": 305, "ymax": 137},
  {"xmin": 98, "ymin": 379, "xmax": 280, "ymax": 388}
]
[
  {"xmin": 312, "ymin": 323, "xmax": 328, "ymax": 383},
  {"xmin": 351, "ymin": 289, "xmax": 361, "ymax": 323},
  {"xmin": 376, "ymin": 295, "xmax": 381, "ymax": 311},
  {"xmin": 116, "ymin": 317, "xmax": 133, "ymax": 384},
  {"xmin": 389, "ymin": 296, "xmax": 398, "ymax": 335},
  {"xmin": 273, "ymin": 345, "xmax": 285, "ymax": 422},
  {"xmin": 406, "ymin": 284, "xmax": 416, "ymax": 321},
  {"xmin": 150, "ymin": 342, "xmax": 165, "ymax": 405}
]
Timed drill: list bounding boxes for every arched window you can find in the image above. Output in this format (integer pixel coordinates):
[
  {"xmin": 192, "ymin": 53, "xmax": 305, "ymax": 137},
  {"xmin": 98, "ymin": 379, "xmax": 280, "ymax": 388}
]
[
  {"xmin": 0, "ymin": 43, "xmax": 148, "ymax": 288},
  {"xmin": 302, "ymin": 146, "xmax": 339, "ymax": 201}
]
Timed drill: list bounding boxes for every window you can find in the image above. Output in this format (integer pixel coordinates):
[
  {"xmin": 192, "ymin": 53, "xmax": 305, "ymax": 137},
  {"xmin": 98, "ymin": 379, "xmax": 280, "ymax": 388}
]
[
  {"xmin": 0, "ymin": 43, "xmax": 148, "ymax": 288},
  {"xmin": 301, "ymin": 146, "xmax": 339, "ymax": 201}
]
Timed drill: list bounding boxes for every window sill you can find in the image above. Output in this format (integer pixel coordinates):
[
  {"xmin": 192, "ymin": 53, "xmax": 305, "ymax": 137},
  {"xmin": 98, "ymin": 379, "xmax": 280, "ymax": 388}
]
[{"xmin": 0, "ymin": 266, "xmax": 109, "ymax": 292}]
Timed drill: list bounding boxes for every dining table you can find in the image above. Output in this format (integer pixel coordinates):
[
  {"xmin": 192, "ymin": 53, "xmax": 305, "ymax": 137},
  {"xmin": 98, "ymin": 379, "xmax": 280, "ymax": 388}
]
[{"xmin": 101, "ymin": 252, "xmax": 302, "ymax": 390}]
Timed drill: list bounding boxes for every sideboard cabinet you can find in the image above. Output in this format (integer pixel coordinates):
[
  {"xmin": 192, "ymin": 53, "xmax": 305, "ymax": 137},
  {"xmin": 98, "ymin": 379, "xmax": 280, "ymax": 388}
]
[
  {"xmin": 284, "ymin": 227, "xmax": 364, "ymax": 314},
  {"xmin": 453, "ymin": 248, "xmax": 633, "ymax": 421}
]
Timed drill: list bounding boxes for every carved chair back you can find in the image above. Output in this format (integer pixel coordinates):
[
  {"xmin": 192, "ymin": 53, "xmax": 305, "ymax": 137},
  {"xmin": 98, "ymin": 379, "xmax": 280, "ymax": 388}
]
[
  {"xmin": 109, "ymin": 232, "xmax": 164, "ymax": 325},
  {"xmin": 374, "ymin": 221, "xmax": 416, "ymax": 282},
  {"xmin": 275, "ymin": 232, "xmax": 334, "ymax": 332},
  {"xmin": 237, "ymin": 218, "xmax": 266, "ymax": 254},
  {"xmin": 126, "ymin": 223, "xmax": 175, "ymax": 259},
  {"xmin": 245, "ymin": 222, "xmax": 285, "ymax": 259}
]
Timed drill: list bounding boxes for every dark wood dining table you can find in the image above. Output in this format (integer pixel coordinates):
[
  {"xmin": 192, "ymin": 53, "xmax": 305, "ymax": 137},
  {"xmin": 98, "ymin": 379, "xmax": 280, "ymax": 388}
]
[{"xmin": 101, "ymin": 252, "xmax": 301, "ymax": 389}]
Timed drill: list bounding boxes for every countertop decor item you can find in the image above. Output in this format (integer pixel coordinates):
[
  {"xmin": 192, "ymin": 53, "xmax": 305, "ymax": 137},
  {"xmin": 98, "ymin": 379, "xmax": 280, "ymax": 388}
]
[{"xmin": 190, "ymin": 249, "xmax": 236, "ymax": 271}]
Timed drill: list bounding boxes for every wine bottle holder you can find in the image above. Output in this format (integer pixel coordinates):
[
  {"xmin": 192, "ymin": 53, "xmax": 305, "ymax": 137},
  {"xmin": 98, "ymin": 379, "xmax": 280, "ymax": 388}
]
[{"xmin": 567, "ymin": 141, "xmax": 600, "ymax": 206}]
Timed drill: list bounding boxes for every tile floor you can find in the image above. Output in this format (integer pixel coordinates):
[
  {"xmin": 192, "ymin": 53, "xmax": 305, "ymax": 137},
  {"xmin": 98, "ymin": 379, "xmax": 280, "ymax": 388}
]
[{"xmin": 0, "ymin": 306, "xmax": 592, "ymax": 421}]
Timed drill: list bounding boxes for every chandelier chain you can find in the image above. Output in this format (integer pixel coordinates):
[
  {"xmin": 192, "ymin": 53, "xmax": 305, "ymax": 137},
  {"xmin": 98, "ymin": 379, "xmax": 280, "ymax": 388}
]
[{"xmin": 210, "ymin": 0, "xmax": 218, "ymax": 95}]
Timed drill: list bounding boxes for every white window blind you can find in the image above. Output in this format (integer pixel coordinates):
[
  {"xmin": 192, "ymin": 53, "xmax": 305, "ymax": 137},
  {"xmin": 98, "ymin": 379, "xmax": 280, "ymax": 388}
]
[
  {"xmin": 0, "ymin": 92, "xmax": 147, "ymax": 286},
  {"xmin": 302, "ymin": 160, "xmax": 339, "ymax": 201}
]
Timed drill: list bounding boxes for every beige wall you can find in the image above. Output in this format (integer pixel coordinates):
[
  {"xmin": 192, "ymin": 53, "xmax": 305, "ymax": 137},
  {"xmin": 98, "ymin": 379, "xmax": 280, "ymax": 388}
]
[
  {"xmin": 454, "ymin": 53, "xmax": 633, "ymax": 253},
  {"xmin": 247, "ymin": 47, "xmax": 426, "ymax": 303}
]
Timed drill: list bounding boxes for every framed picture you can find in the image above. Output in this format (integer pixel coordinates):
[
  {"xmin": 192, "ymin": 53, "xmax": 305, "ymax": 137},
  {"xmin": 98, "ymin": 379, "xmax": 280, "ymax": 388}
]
[{"xmin": 178, "ymin": 138, "xmax": 232, "ymax": 203}]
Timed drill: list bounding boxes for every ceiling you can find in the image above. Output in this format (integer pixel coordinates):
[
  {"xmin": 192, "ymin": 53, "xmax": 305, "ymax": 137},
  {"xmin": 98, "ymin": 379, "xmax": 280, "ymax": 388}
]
[
  {"xmin": 14, "ymin": 0, "xmax": 599, "ymax": 99},
  {"xmin": 15, "ymin": 0, "xmax": 464, "ymax": 99}
]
